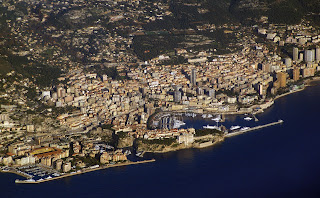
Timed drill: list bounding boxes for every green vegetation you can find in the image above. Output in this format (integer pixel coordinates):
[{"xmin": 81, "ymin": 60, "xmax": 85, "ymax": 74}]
[
  {"xmin": 51, "ymin": 106, "xmax": 80, "ymax": 115},
  {"xmin": 140, "ymin": 138, "xmax": 176, "ymax": 146},
  {"xmin": 0, "ymin": 58, "xmax": 13, "ymax": 75},
  {"xmin": 116, "ymin": 132, "xmax": 128, "ymax": 139},
  {"xmin": 133, "ymin": 35, "xmax": 184, "ymax": 61},
  {"xmin": 0, "ymin": 54, "xmax": 61, "ymax": 87},
  {"xmin": 195, "ymin": 128, "xmax": 223, "ymax": 137},
  {"xmin": 90, "ymin": 65, "xmax": 129, "ymax": 80},
  {"xmin": 100, "ymin": 124, "xmax": 114, "ymax": 131},
  {"xmin": 216, "ymin": 89, "xmax": 238, "ymax": 97},
  {"xmin": 74, "ymin": 156, "xmax": 101, "ymax": 167}
]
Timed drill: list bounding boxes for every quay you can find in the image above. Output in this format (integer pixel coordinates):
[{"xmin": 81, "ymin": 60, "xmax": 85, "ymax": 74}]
[
  {"xmin": 14, "ymin": 159, "xmax": 156, "ymax": 184},
  {"xmin": 225, "ymin": 120, "xmax": 284, "ymax": 138}
]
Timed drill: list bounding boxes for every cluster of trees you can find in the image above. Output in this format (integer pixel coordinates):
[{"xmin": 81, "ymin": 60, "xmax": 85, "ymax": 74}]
[
  {"xmin": 140, "ymin": 138, "xmax": 176, "ymax": 146},
  {"xmin": 195, "ymin": 128, "xmax": 223, "ymax": 137},
  {"xmin": 132, "ymin": 35, "xmax": 183, "ymax": 61}
]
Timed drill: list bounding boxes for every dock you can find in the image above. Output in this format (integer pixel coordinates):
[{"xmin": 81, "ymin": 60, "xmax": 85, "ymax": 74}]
[
  {"xmin": 251, "ymin": 113, "xmax": 259, "ymax": 122},
  {"xmin": 225, "ymin": 120, "xmax": 284, "ymax": 138},
  {"xmin": 14, "ymin": 159, "xmax": 156, "ymax": 184}
]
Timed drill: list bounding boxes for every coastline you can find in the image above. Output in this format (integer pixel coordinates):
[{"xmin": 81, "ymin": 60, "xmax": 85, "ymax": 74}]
[{"xmin": 3, "ymin": 77, "xmax": 320, "ymax": 184}]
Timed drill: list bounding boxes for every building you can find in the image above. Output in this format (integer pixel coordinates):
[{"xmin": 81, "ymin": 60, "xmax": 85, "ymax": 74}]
[
  {"xmin": 284, "ymin": 58, "xmax": 292, "ymax": 67},
  {"xmin": 277, "ymin": 72, "xmax": 287, "ymax": 88},
  {"xmin": 63, "ymin": 162, "xmax": 71, "ymax": 172},
  {"xmin": 293, "ymin": 47, "xmax": 299, "ymax": 62},
  {"xmin": 178, "ymin": 134, "xmax": 194, "ymax": 146},
  {"xmin": 208, "ymin": 89, "xmax": 215, "ymax": 98},
  {"xmin": 57, "ymin": 87, "xmax": 66, "ymax": 98},
  {"xmin": 26, "ymin": 125, "xmax": 35, "ymax": 132},
  {"xmin": 316, "ymin": 48, "xmax": 320, "ymax": 63},
  {"xmin": 55, "ymin": 159, "xmax": 63, "ymax": 171},
  {"xmin": 191, "ymin": 69, "xmax": 197, "ymax": 86},
  {"xmin": 302, "ymin": 67, "xmax": 315, "ymax": 78},
  {"xmin": 174, "ymin": 90, "xmax": 181, "ymax": 103},
  {"xmin": 304, "ymin": 49, "xmax": 315, "ymax": 63},
  {"xmin": 293, "ymin": 67, "xmax": 300, "ymax": 81}
]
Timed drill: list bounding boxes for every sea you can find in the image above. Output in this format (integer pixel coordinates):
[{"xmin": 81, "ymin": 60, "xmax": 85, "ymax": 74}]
[{"xmin": 1, "ymin": 81, "xmax": 320, "ymax": 198}]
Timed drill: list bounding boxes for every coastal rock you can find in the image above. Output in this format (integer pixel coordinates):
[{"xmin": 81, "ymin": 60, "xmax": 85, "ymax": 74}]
[{"xmin": 116, "ymin": 136, "xmax": 134, "ymax": 148}]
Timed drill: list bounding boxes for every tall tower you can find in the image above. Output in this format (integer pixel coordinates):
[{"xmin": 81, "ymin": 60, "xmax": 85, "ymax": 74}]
[
  {"xmin": 293, "ymin": 47, "xmax": 299, "ymax": 62},
  {"xmin": 174, "ymin": 85, "xmax": 181, "ymax": 102},
  {"xmin": 191, "ymin": 69, "xmax": 197, "ymax": 86}
]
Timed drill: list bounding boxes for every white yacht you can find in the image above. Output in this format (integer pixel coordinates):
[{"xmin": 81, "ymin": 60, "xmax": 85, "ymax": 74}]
[
  {"xmin": 230, "ymin": 126, "xmax": 241, "ymax": 130},
  {"xmin": 203, "ymin": 125, "xmax": 219, "ymax": 130},
  {"xmin": 212, "ymin": 115, "xmax": 221, "ymax": 122},
  {"xmin": 240, "ymin": 127, "xmax": 250, "ymax": 131}
]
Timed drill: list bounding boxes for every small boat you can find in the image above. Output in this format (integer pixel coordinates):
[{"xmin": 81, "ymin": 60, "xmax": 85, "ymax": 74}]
[
  {"xmin": 124, "ymin": 150, "xmax": 132, "ymax": 155},
  {"xmin": 244, "ymin": 117, "xmax": 253, "ymax": 121},
  {"xmin": 136, "ymin": 151, "xmax": 143, "ymax": 157},
  {"xmin": 45, "ymin": 176, "xmax": 52, "ymax": 179}
]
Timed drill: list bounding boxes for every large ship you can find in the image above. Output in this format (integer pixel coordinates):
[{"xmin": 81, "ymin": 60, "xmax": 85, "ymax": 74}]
[
  {"xmin": 230, "ymin": 126, "xmax": 241, "ymax": 130},
  {"xmin": 203, "ymin": 125, "xmax": 219, "ymax": 130},
  {"xmin": 240, "ymin": 127, "xmax": 250, "ymax": 131},
  {"xmin": 173, "ymin": 119, "xmax": 186, "ymax": 129},
  {"xmin": 212, "ymin": 115, "xmax": 221, "ymax": 122}
]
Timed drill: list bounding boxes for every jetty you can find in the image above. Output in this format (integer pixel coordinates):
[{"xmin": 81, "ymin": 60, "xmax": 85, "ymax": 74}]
[
  {"xmin": 14, "ymin": 159, "xmax": 155, "ymax": 184},
  {"xmin": 225, "ymin": 120, "xmax": 284, "ymax": 138}
]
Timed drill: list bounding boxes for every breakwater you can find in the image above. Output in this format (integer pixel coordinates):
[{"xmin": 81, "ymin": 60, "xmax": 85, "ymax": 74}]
[
  {"xmin": 225, "ymin": 120, "xmax": 284, "ymax": 138},
  {"xmin": 14, "ymin": 159, "xmax": 155, "ymax": 184}
]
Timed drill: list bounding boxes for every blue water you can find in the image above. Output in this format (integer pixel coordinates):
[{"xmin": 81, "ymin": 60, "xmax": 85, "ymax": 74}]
[{"xmin": 1, "ymin": 82, "xmax": 320, "ymax": 198}]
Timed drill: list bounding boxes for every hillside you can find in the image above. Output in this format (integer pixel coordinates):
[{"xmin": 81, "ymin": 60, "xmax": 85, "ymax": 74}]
[{"xmin": 163, "ymin": 0, "xmax": 320, "ymax": 26}]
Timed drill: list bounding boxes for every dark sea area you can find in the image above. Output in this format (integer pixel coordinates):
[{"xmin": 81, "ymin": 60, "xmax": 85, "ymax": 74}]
[{"xmin": 1, "ymin": 81, "xmax": 320, "ymax": 198}]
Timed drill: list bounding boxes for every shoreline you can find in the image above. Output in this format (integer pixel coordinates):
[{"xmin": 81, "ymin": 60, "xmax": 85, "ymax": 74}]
[
  {"xmin": 1, "ymin": 159, "xmax": 155, "ymax": 184},
  {"xmin": 3, "ymin": 77, "xmax": 320, "ymax": 184}
]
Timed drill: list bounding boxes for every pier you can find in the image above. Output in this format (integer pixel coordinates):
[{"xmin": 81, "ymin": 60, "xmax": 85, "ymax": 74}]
[{"xmin": 225, "ymin": 120, "xmax": 284, "ymax": 138}]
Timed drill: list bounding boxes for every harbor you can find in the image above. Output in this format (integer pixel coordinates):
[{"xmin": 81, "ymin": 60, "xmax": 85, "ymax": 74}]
[{"xmin": 2, "ymin": 159, "xmax": 156, "ymax": 184}]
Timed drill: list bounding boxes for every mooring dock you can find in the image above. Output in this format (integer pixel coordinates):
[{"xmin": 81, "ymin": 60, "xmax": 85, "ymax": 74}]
[{"xmin": 225, "ymin": 120, "xmax": 284, "ymax": 138}]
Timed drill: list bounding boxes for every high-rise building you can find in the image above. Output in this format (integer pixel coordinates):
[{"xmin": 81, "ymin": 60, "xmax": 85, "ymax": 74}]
[
  {"xmin": 277, "ymin": 72, "xmax": 286, "ymax": 88},
  {"xmin": 284, "ymin": 58, "xmax": 292, "ymax": 67},
  {"xmin": 304, "ymin": 49, "xmax": 315, "ymax": 63},
  {"xmin": 57, "ymin": 87, "xmax": 66, "ymax": 98},
  {"xmin": 316, "ymin": 48, "xmax": 320, "ymax": 63},
  {"xmin": 174, "ymin": 90, "xmax": 182, "ymax": 103},
  {"xmin": 191, "ymin": 69, "xmax": 197, "ymax": 86},
  {"xmin": 208, "ymin": 89, "xmax": 215, "ymax": 98},
  {"xmin": 293, "ymin": 67, "xmax": 300, "ymax": 81},
  {"xmin": 293, "ymin": 47, "xmax": 299, "ymax": 62}
]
